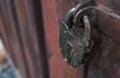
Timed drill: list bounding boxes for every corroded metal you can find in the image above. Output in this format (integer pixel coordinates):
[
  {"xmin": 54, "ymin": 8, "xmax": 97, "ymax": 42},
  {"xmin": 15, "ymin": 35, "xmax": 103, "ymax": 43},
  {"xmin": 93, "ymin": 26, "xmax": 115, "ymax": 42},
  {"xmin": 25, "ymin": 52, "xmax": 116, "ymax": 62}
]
[
  {"xmin": 65, "ymin": 8, "xmax": 75, "ymax": 28},
  {"xmin": 59, "ymin": 14, "xmax": 93, "ymax": 66},
  {"xmin": 59, "ymin": 0, "xmax": 96, "ymax": 67}
]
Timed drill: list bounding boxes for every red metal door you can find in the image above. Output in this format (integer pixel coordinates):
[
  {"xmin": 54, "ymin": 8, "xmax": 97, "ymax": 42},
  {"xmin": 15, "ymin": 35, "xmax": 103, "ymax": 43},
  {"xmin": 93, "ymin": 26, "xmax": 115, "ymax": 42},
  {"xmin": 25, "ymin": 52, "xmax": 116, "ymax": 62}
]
[{"xmin": 0, "ymin": 0, "xmax": 120, "ymax": 78}]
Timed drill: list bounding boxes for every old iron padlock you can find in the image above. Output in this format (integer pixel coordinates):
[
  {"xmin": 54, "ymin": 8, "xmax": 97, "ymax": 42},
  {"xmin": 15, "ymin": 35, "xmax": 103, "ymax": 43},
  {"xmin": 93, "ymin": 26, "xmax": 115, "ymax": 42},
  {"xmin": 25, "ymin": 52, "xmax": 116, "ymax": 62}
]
[{"xmin": 59, "ymin": 8, "xmax": 93, "ymax": 67}]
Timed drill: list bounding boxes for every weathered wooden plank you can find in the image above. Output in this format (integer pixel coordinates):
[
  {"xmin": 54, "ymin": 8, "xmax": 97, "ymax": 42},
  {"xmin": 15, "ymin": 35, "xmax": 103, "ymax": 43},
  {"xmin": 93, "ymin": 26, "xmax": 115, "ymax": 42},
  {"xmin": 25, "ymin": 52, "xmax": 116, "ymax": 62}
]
[
  {"xmin": 41, "ymin": 0, "xmax": 94, "ymax": 78},
  {"xmin": 0, "ymin": 0, "xmax": 27, "ymax": 78},
  {"xmin": 0, "ymin": 0, "xmax": 120, "ymax": 78},
  {"xmin": 87, "ymin": 0, "xmax": 120, "ymax": 78},
  {"xmin": 0, "ymin": 0, "xmax": 49, "ymax": 78},
  {"xmin": 95, "ymin": 0, "xmax": 120, "ymax": 15}
]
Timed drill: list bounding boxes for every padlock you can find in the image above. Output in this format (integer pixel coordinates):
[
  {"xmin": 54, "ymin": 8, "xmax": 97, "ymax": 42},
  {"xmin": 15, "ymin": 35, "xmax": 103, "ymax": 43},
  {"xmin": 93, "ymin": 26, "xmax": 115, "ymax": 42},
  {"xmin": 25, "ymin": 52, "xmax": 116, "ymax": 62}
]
[{"xmin": 59, "ymin": 14, "xmax": 93, "ymax": 67}]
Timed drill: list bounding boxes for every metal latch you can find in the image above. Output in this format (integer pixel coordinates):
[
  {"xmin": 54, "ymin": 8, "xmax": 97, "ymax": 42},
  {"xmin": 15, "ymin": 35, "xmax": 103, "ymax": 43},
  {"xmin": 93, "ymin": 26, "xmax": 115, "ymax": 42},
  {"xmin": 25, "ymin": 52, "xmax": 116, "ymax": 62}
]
[{"xmin": 59, "ymin": 0, "xmax": 97, "ymax": 67}]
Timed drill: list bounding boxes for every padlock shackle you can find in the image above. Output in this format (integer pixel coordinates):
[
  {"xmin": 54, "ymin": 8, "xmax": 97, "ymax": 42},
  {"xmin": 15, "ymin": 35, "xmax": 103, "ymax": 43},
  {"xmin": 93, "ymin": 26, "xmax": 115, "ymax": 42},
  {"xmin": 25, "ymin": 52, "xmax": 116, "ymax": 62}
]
[
  {"xmin": 83, "ymin": 15, "xmax": 91, "ymax": 42},
  {"xmin": 65, "ymin": 8, "xmax": 75, "ymax": 28}
]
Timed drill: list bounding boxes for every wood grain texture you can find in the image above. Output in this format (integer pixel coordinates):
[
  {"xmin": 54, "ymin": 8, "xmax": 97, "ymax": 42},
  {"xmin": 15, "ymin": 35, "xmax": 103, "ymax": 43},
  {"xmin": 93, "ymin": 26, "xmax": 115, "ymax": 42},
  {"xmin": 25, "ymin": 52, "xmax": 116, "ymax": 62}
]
[
  {"xmin": 95, "ymin": 0, "xmax": 120, "ymax": 15},
  {"xmin": 87, "ymin": 0, "xmax": 120, "ymax": 78},
  {"xmin": 0, "ymin": 0, "xmax": 120, "ymax": 78},
  {"xmin": 0, "ymin": 0, "xmax": 49, "ymax": 78},
  {"xmin": 41, "ymin": 0, "xmax": 92, "ymax": 78}
]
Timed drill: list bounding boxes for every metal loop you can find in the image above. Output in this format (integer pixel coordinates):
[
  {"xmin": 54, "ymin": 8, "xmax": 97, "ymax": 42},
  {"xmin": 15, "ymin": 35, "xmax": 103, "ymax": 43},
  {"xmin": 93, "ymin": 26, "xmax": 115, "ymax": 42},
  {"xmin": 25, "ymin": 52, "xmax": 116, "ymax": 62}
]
[
  {"xmin": 65, "ymin": 8, "xmax": 75, "ymax": 28},
  {"xmin": 83, "ymin": 15, "xmax": 91, "ymax": 46},
  {"xmin": 73, "ymin": 6, "xmax": 97, "ymax": 28},
  {"xmin": 73, "ymin": 0, "xmax": 93, "ymax": 17}
]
